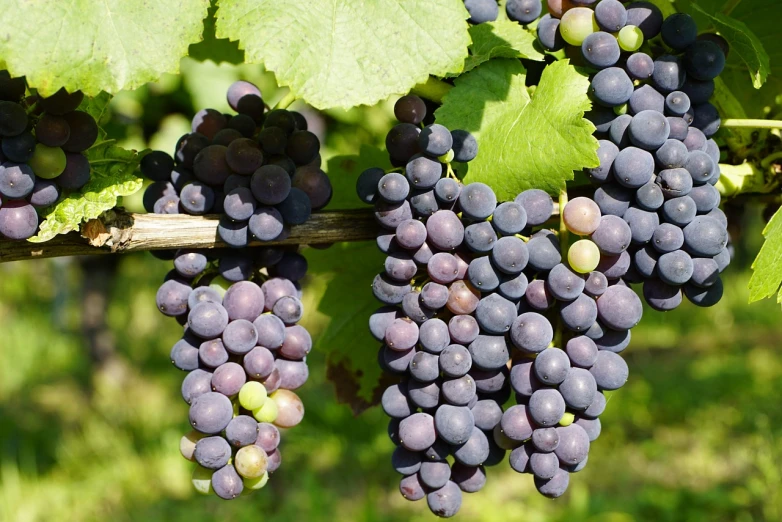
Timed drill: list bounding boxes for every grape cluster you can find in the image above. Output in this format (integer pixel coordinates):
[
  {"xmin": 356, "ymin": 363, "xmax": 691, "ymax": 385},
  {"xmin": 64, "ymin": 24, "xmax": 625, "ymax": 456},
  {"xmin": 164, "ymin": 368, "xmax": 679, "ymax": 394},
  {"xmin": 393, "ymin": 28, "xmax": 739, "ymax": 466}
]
[
  {"xmin": 538, "ymin": 1, "xmax": 731, "ymax": 310},
  {"xmin": 464, "ymin": 0, "xmax": 543, "ymax": 25},
  {"xmin": 0, "ymin": 71, "xmax": 97, "ymax": 240},
  {"xmin": 142, "ymin": 80, "xmax": 331, "ymax": 247},
  {"xmin": 156, "ymin": 253, "xmax": 310, "ymax": 499}
]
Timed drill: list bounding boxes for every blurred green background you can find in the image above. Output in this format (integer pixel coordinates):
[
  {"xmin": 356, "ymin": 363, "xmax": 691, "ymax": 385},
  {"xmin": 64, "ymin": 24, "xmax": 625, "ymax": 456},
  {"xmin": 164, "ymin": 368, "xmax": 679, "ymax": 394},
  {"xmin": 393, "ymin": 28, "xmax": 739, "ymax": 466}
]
[{"xmin": 1, "ymin": 58, "xmax": 781, "ymax": 522}]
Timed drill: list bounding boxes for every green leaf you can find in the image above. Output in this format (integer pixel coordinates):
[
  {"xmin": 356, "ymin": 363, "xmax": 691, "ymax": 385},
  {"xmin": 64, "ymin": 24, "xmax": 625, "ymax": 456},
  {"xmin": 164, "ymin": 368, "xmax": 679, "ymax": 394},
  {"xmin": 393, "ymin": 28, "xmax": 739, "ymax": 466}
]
[
  {"xmin": 306, "ymin": 242, "xmax": 386, "ymax": 402},
  {"xmin": 188, "ymin": 0, "xmax": 244, "ymax": 65},
  {"xmin": 215, "ymin": 0, "xmax": 471, "ymax": 109},
  {"xmin": 456, "ymin": 20, "xmax": 544, "ymax": 75},
  {"xmin": 325, "ymin": 145, "xmax": 393, "ymax": 210},
  {"xmin": 435, "ymin": 59, "xmax": 598, "ymax": 200},
  {"xmin": 29, "ymin": 141, "xmax": 145, "ymax": 243},
  {"xmin": 749, "ymin": 207, "xmax": 782, "ymax": 304},
  {"xmin": 690, "ymin": 4, "xmax": 770, "ymax": 89},
  {"xmin": 0, "ymin": 0, "xmax": 210, "ymax": 97}
]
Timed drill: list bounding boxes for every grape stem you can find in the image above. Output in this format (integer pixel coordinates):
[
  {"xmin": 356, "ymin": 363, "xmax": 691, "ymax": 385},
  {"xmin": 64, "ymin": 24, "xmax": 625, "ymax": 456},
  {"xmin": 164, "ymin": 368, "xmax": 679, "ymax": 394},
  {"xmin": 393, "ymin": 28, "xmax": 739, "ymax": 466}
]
[
  {"xmin": 722, "ymin": 119, "xmax": 782, "ymax": 129},
  {"xmin": 273, "ymin": 91, "xmax": 297, "ymax": 110},
  {"xmin": 446, "ymin": 164, "xmax": 458, "ymax": 179},
  {"xmin": 411, "ymin": 77, "xmax": 453, "ymax": 104}
]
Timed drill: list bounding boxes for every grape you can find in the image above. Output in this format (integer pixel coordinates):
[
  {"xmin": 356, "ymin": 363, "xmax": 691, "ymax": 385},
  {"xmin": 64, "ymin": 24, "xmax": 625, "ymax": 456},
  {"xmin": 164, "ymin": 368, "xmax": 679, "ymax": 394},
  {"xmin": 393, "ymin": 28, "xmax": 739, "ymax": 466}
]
[
  {"xmin": 617, "ymin": 25, "xmax": 644, "ymax": 52},
  {"xmin": 467, "ymin": 335, "xmax": 510, "ymax": 370},
  {"xmin": 251, "ymin": 397, "xmax": 278, "ymax": 424},
  {"xmin": 594, "ymin": 183, "xmax": 632, "ymax": 216},
  {"xmin": 426, "ymin": 252, "xmax": 459, "ymax": 284},
  {"xmin": 665, "ymin": 91, "xmax": 691, "ymax": 118},
  {"xmin": 515, "ymin": 189, "xmax": 554, "ymax": 226},
  {"xmin": 584, "ymin": 271, "xmax": 608, "ymax": 298},
  {"xmin": 399, "ymin": 412, "xmax": 437, "ymax": 451},
  {"xmin": 685, "ymin": 40, "xmax": 726, "ymax": 81},
  {"xmin": 425, "ymin": 210, "xmax": 464, "ymax": 250},
  {"xmin": 491, "ymin": 236, "xmax": 528, "ymax": 275},
  {"xmin": 448, "ymin": 316, "xmax": 479, "ymax": 346},
  {"xmin": 510, "ymin": 312, "xmax": 554, "ymax": 353},
  {"xmin": 212, "ymin": 361, "xmax": 246, "ymax": 396},
  {"xmin": 279, "ymin": 325, "xmax": 312, "ymax": 360},
  {"xmin": 623, "ymin": 205, "xmax": 659, "ymax": 243},
  {"xmin": 546, "ymin": 263, "xmax": 586, "ymax": 301},
  {"xmin": 563, "ymin": 197, "xmax": 601, "ymax": 236},
  {"xmin": 626, "ymin": 52, "xmax": 655, "ymax": 81},
  {"xmin": 643, "ymin": 278, "xmax": 683, "ymax": 311},
  {"xmin": 560, "ymin": 293, "xmax": 598, "ymax": 332},
  {"xmin": 506, "ymin": 0, "xmax": 543, "ymax": 24},
  {"xmin": 464, "ymin": 221, "xmax": 497, "ymax": 253},
  {"xmin": 500, "ymin": 404, "xmax": 534, "ymax": 441},
  {"xmin": 182, "ymin": 369, "xmax": 213, "ymax": 404},
  {"xmin": 464, "ymin": 0, "xmax": 499, "ymax": 23},
  {"xmin": 385, "ymin": 317, "xmax": 419, "ymax": 351},
  {"xmin": 581, "ymin": 32, "xmax": 620, "ymax": 69},
  {"xmin": 560, "ymin": 7, "xmax": 598, "ymax": 46},
  {"xmin": 189, "ymin": 392, "xmax": 233, "ymax": 434},
  {"xmin": 597, "ymin": 285, "xmax": 642, "ymax": 330},
  {"xmin": 284, "ymin": 130, "xmax": 319, "ymax": 165},
  {"xmin": 194, "ymin": 436, "xmax": 232, "ymax": 469},
  {"xmin": 625, "ymin": 1, "xmax": 663, "ymax": 39},
  {"xmin": 608, "ymin": 114, "xmax": 631, "ymax": 147},
  {"xmin": 526, "ymin": 233, "xmax": 562, "ymax": 271},
  {"xmin": 651, "ymin": 223, "xmax": 685, "ymax": 254},
  {"xmin": 590, "ymin": 67, "xmax": 633, "ymax": 107},
  {"xmin": 394, "ymin": 95, "xmax": 427, "ymax": 125},
  {"xmin": 661, "ymin": 13, "xmax": 697, "ymax": 50},
  {"xmin": 377, "ymin": 172, "xmax": 410, "ymax": 203},
  {"xmin": 684, "ymin": 277, "xmax": 724, "ymax": 307},
  {"xmin": 492, "ymin": 201, "xmax": 527, "ymax": 235},
  {"xmin": 419, "ymin": 318, "xmax": 451, "ymax": 354},
  {"xmin": 537, "ymin": 14, "xmax": 565, "ymax": 51},
  {"xmin": 171, "ymin": 338, "xmax": 200, "ymax": 371},
  {"xmin": 3, "ymin": 131, "xmax": 35, "ymax": 162},
  {"xmin": 0, "ymin": 101, "xmax": 26, "ymax": 137},
  {"xmin": 442, "ymin": 373, "xmax": 477, "ymax": 405},
  {"xmin": 225, "ymin": 415, "xmax": 260, "ymax": 448},
  {"xmin": 662, "ymin": 196, "xmax": 697, "ymax": 227},
  {"xmin": 529, "ymin": 389, "xmax": 567, "ymax": 427},
  {"xmin": 269, "ymin": 389, "xmax": 305, "ymax": 428},
  {"xmin": 35, "ymin": 113, "xmax": 70, "ymax": 147},
  {"xmin": 386, "ymin": 123, "xmax": 421, "ymax": 164},
  {"xmin": 449, "ymin": 129, "xmax": 478, "ymax": 163},
  {"xmin": 586, "ymin": 140, "xmax": 618, "ymax": 184},
  {"xmin": 467, "ymin": 256, "xmax": 500, "ymax": 292},
  {"xmin": 613, "ymin": 147, "xmax": 654, "ymax": 188},
  {"xmin": 567, "ymin": 240, "xmax": 599, "ymax": 274},
  {"xmin": 470, "ymin": 400, "xmax": 503, "ymax": 432},
  {"xmin": 653, "ymin": 55, "xmax": 686, "ymax": 93},
  {"xmin": 690, "ymin": 257, "xmax": 720, "ymax": 288},
  {"xmin": 629, "ymin": 110, "xmax": 670, "ymax": 150},
  {"xmin": 529, "ymin": 451, "xmax": 559, "ymax": 479},
  {"xmin": 683, "ymin": 216, "xmax": 728, "ymax": 256},
  {"xmin": 565, "ymin": 336, "xmax": 598, "ymax": 368},
  {"xmin": 419, "ymin": 124, "xmax": 453, "ymax": 157},
  {"xmin": 211, "ymin": 464, "xmax": 244, "ymax": 500},
  {"xmin": 657, "ymin": 250, "xmax": 694, "ymax": 285},
  {"xmin": 657, "ymin": 168, "xmax": 693, "ymax": 199},
  {"xmin": 0, "ymin": 162, "xmax": 35, "ymax": 198},
  {"xmin": 459, "ymin": 182, "xmax": 496, "ymax": 220},
  {"xmin": 692, "ymin": 103, "xmax": 721, "ymax": 137},
  {"xmin": 667, "ymin": 116, "xmax": 689, "ymax": 141},
  {"xmin": 684, "ymin": 128, "xmax": 708, "ymax": 153},
  {"xmin": 28, "ymin": 178, "xmax": 58, "ymax": 207},
  {"xmin": 452, "ymin": 427, "xmax": 490, "ymax": 467},
  {"xmin": 234, "ymin": 445, "xmax": 269, "ymax": 480},
  {"xmin": 629, "ymin": 84, "xmax": 664, "ymax": 115},
  {"xmin": 427, "ymin": 481, "xmax": 463, "ymax": 518}
]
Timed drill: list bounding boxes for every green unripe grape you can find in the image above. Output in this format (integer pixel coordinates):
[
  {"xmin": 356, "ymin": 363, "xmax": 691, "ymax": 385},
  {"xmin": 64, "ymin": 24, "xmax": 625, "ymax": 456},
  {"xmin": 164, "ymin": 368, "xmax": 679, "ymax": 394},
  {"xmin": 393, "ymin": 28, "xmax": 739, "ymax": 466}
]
[
  {"xmin": 192, "ymin": 465, "xmax": 214, "ymax": 495},
  {"xmin": 613, "ymin": 103, "xmax": 628, "ymax": 116},
  {"xmin": 568, "ymin": 240, "xmax": 601, "ymax": 273},
  {"xmin": 618, "ymin": 25, "xmax": 644, "ymax": 52},
  {"xmin": 438, "ymin": 149, "xmax": 455, "ymax": 163},
  {"xmin": 209, "ymin": 276, "xmax": 230, "ymax": 298},
  {"xmin": 560, "ymin": 7, "xmax": 599, "ymax": 46},
  {"xmin": 243, "ymin": 471, "xmax": 270, "ymax": 492},
  {"xmin": 29, "ymin": 144, "xmax": 66, "ymax": 179},
  {"xmin": 253, "ymin": 397, "xmax": 279, "ymax": 423},
  {"xmin": 239, "ymin": 381, "xmax": 267, "ymax": 411},
  {"xmin": 235, "ymin": 445, "xmax": 268, "ymax": 479},
  {"xmin": 559, "ymin": 412, "xmax": 575, "ymax": 426}
]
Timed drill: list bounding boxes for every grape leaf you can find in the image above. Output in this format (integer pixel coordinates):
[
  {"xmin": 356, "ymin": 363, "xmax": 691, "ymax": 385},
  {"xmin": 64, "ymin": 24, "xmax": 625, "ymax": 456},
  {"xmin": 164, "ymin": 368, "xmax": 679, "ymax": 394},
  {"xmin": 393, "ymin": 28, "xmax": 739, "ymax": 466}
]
[
  {"xmin": 215, "ymin": 0, "xmax": 471, "ymax": 109},
  {"xmin": 305, "ymin": 242, "xmax": 386, "ymax": 402},
  {"xmin": 188, "ymin": 0, "xmax": 244, "ymax": 65},
  {"xmin": 29, "ymin": 141, "xmax": 145, "ymax": 243},
  {"xmin": 325, "ymin": 145, "xmax": 392, "ymax": 210},
  {"xmin": 435, "ymin": 59, "xmax": 598, "ymax": 200},
  {"xmin": 455, "ymin": 20, "xmax": 544, "ymax": 75},
  {"xmin": 749, "ymin": 207, "xmax": 782, "ymax": 304},
  {"xmin": 690, "ymin": 4, "xmax": 769, "ymax": 89},
  {"xmin": 0, "ymin": 0, "xmax": 210, "ymax": 97}
]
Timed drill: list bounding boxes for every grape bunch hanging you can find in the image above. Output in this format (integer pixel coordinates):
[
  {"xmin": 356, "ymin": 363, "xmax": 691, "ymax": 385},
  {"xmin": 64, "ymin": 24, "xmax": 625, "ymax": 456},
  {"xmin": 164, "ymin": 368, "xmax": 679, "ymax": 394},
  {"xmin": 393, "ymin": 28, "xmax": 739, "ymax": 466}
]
[
  {"xmin": 144, "ymin": 80, "xmax": 327, "ymax": 499},
  {"xmin": 357, "ymin": 0, "xmax": 733, "ymax": 507},
  {"xmin": 0, "ymin": 71, "xmax": 98, "ymax": 240}
]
